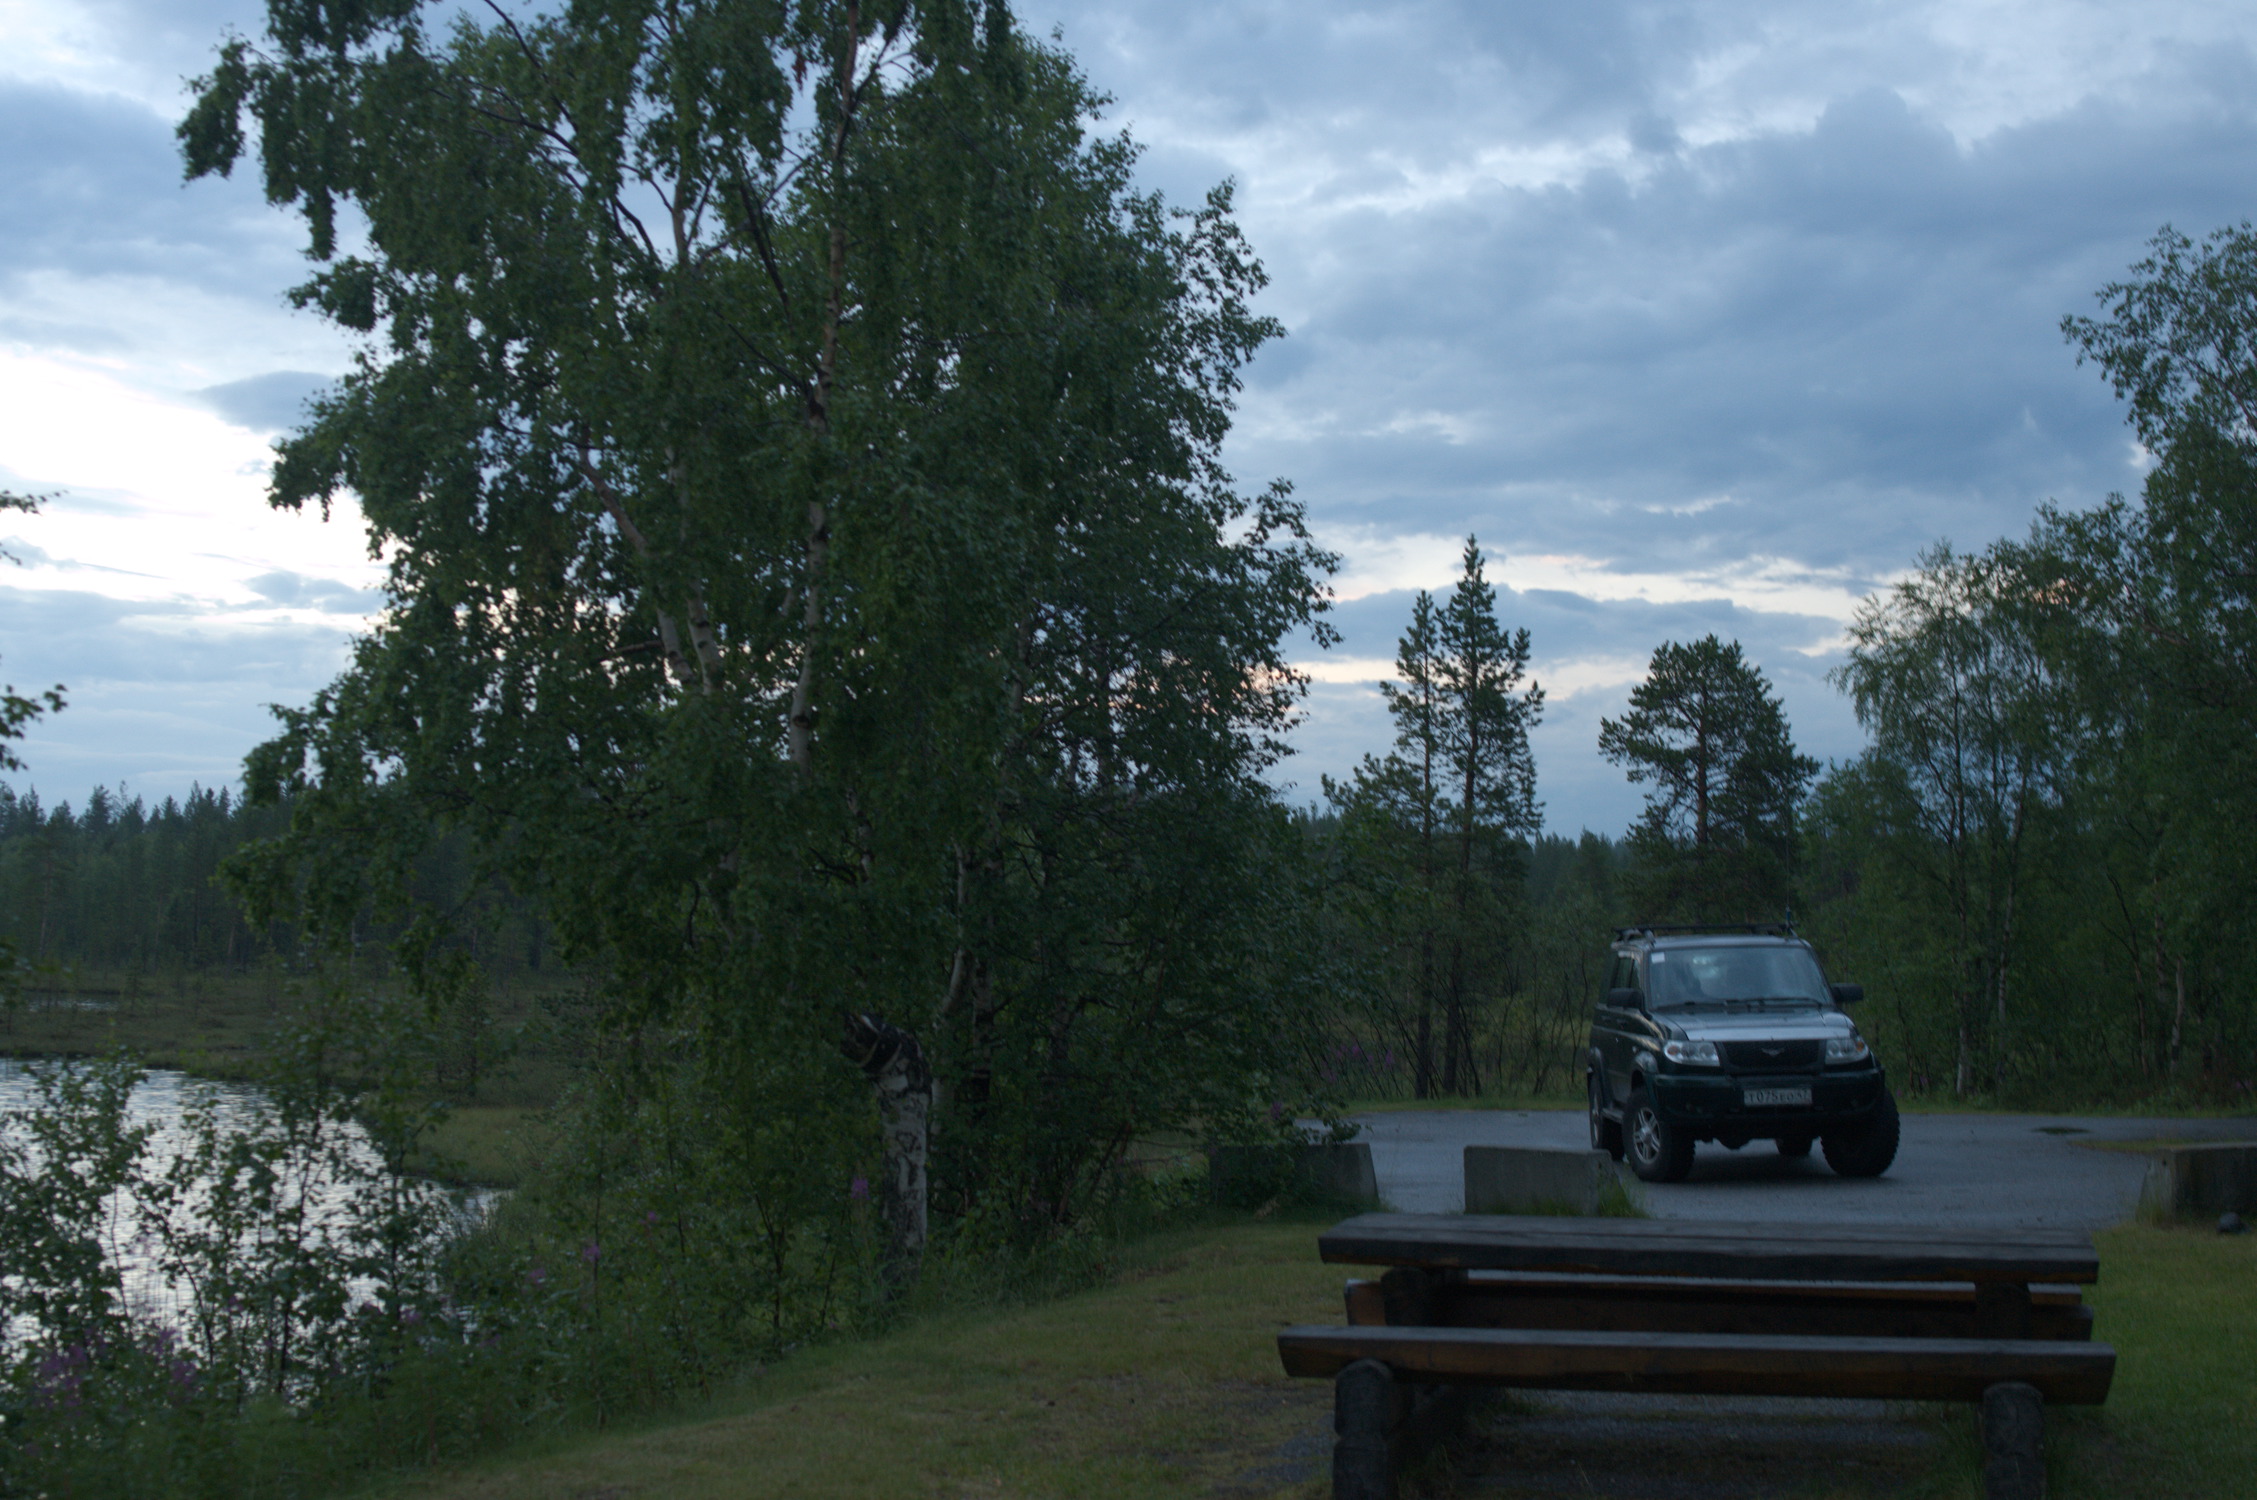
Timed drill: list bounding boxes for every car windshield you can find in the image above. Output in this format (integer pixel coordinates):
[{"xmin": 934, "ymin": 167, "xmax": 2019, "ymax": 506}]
[{"xmin": 1648, "ymin": 946, "xmax": 1828, "ymax": 1011}]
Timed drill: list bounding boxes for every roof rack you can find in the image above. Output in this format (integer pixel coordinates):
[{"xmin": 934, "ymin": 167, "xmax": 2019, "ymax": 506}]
[{"xmin": 1613, "ymin": 921, "xmax": 1798, "ymax": 941}]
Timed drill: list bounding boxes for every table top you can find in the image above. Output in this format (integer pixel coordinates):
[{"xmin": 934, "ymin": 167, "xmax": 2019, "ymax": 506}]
[{"xmin": 1317, "ymin": 1213, "xmax": 2099, "ymax": 1285}]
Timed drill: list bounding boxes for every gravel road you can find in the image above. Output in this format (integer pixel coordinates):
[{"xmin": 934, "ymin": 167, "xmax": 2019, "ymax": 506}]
[{"xmin": 1350, "ymin": 1108, "xmax": 2257, "ymax": 1226}]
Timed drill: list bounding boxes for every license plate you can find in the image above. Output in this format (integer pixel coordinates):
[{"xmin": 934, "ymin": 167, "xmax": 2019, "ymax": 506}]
[{"xmin": 1744, "ymin": 1086, "xmax": 1812, "ymax": 1107}]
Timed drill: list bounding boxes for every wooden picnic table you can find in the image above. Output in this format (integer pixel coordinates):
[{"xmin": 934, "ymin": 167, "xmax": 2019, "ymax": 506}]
[
  {"xmin": 1279, "ymin": 1213, "xmax": 2116, "ymax": 1500},
  {"xmin": 1316, "ymin": 1211, "xmax": 2100, "ymax": 1283},
  {"xmin": 1316, "ymin": 1211, "xmax": 2096, "ymax": 1339}
]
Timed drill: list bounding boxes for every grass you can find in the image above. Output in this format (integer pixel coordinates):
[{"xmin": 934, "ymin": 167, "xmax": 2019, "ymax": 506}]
[
  {"xmin": 346, "ymin": 1213, "xmax": 2252, "ymax": 1500},
  {"xmin": 415, "ymin": 1105, "xmax": 547, "ymax": 1188},
  {"xmin": 4, "ymin": 967, "xmax": 570, "ymax": 1188},
  {"xmin": 2041, "ymin": 1221, "xmax": 2257, "ymax": 1499},
  {"xmin": 2, "ymin": 968, "xmax": 291, "ymax": 1082},
  {"xmin": 1895, "ymin": 1099, "xmax": 2257, "ymax": 1119},
  {"xmin": 1343, "ymin": 1091, "xmax": 1584, "ymax": 1115},
  {"xmin": 368, "ymin": 1216, "xmax": 1349, "ymax": 1500},
  {"xmin": 1342, "ymin": 1091, "xmax": 2255, "ymax": 1123}
]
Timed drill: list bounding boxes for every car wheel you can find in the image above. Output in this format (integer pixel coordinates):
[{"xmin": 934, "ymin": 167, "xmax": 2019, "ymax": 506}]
[
  {"xmin": 1821, "ymin": 1089, "xmax": 1900, "ymax": 1178},
  {"xmin": 1588, "ymin": 1073, "xmax": 1624, "ymax": 1161},
  {"xmin": 1776, "ymin": 1133, "xmax": 1814, "ymax": 1159},
  {"xmin": 1625, "ymin": 1086, "xmax": 1693, "ymax": 1183}
]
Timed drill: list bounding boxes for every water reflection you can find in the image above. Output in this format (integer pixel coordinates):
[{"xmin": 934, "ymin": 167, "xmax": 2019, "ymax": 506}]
[{"xmin": 0, "ymin": 1059, "xmax": 492, "ymax": 1339}]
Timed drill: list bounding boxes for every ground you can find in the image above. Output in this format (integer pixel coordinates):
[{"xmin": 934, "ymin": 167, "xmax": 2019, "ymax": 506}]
[
  {"xmin": 355, "ymin": 1212, "xmax": 2256, "ymax": 1500},
  {"xmin": 1354, "ymin": 1108, "xmax": 2257, "ymax": 1224}
]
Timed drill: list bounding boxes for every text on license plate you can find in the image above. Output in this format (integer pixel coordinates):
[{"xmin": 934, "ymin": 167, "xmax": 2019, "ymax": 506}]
[{"xmin": 1744, "ymin": 1086, "xmax": 1812, "ymax": 1107}]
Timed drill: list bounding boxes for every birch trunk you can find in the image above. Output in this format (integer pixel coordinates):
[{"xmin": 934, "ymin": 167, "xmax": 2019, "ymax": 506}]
[{"xmin": 843, "ymin": 1012, "xmax": 929, "ymax": 1290}]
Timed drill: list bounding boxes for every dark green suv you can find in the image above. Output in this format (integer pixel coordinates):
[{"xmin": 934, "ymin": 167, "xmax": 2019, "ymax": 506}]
[{"xmin": 1583, "ymin": 925, "xmax": 1899, "ymax": 1183}]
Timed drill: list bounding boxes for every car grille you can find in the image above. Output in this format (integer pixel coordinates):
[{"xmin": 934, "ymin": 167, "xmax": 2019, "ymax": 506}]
[{"xmin": 1719, "ymin": 1039, "xmax": 1824, "ymax": 1072}]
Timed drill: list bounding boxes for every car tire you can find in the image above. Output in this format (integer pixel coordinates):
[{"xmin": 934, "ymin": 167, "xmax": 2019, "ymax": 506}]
[
  {"xmin": 1625, "ymin": 1085, "xmax": 1693, "ymax": 1183},
  {"xmin": 1821, "ymin": 1089, "xmax": 1900, "ymax": 1178},
  {"xmin": 1588, "ymin": 1073, "xmax": 1624, "ymax": 1161},
  {"xmin": 1776, "ymin": 1132, "xmax": 1814, "ymax": 1159}
]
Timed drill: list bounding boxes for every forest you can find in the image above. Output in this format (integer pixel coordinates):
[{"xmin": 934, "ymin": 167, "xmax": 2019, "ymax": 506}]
[{"xmin": 0, "ymin": 1, "xmax": 2250, "ymax": 1494}]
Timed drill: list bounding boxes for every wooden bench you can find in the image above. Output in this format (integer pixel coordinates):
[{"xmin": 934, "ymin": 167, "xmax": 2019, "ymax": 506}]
[{"xmin": 1277, "ymin": 1214, "xmax": 2117, "ymax": 1500}]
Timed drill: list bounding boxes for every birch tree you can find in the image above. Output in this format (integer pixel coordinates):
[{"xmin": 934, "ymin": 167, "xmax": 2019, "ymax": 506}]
[
  {"xmin": 1835, "ymin": 552, "xmax": 2058, "ymax": 1095},
  {"xmin": 191, "ymin": 0, "xmax": 1333, "ymax": 1277}
]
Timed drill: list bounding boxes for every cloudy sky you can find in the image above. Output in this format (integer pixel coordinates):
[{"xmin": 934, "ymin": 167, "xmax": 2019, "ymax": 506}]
[{"xmin": 2, "ymin": 1, "xmax": 2252, "ymax": 832}]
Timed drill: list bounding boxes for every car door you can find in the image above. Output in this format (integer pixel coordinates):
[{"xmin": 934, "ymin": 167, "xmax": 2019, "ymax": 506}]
[{"xmin": 1596, "ymin": 952, "xmax": 1641, "ymax": 1104}]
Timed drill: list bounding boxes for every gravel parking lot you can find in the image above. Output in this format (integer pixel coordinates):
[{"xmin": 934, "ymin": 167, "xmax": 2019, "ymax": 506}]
[{"xmin": 1351, "ymin": 1108, "xmax": 2257, "ymax": 1226}]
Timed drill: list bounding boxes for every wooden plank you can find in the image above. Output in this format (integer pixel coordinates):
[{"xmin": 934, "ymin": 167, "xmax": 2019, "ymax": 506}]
[
  {"xmin": 1439, "ymin": 1281, "xmax": 2093, "ymax": 1342},
  {"xmin": 1317, "ymin": 1214, "xmax": 2099, "ymax": 1284},
  {"xmin": 1320, "ymin": 1213, "xmax": 2098, "ymax": 1254},
  {"xmin": 1345, "ymin": 1279, "xmax": 1385, "ymax": 1326},
  {"xmin": 1975, "ymin": 1282, "xmax": 2035, "ymax": 1339},
  {"xmin": 1324, "ymin": 1213, "xmax": 2093, "ymax": 1250},
  {"xmin": 1462, "ymin": 1272, "xmax": 2085, "ymax": 1306},
  {"xmin": 1277, "ymin": 1325, "xmax": 2117, "ymax": 1405}
]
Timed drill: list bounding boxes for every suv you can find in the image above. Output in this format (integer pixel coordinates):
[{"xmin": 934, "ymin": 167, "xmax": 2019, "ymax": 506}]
[{"xmin": 1584, "ymin": 925, "xmax": 1898, "ymax": 1183}]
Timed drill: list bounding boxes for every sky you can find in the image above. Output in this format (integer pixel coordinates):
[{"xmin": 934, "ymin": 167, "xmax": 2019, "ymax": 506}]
[{"xmin": 2, "ymin": 1, "xmax": 2253, "ymax": 833}]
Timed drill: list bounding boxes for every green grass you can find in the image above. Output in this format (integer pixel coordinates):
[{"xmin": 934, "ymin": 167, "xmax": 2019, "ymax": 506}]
[
  {"xmin": 347, "ymin": 1215, "xmax": 2252, "ymax": 1500},
  {"xmin": 2041, "ymin": 1221, "xmax": 2257, "ymax": 1499},
  {"xmin": 1894, "ymin": 1095, "xmax": 2257, "ymax": 1119},
  {"xmin": 3, "ymin": 968, "xmax": 290, "ymax": 1082},
  {"xmin": 5, "ymin": 968, "xmax": 572, "ymax": 1189},
  {"xmin": 1343, "ymin": 1091, "xmax": 1584, "ymax": 1115},
  {"xmin": 2, "ymin": 966, "xmax": 570, "ymax": 1100},
  {"xmin": 369, "ymin": 1217, "xmax": 1349, "ymax": 1500},
  {"xmin": 414, "ymin": 1105, "xmax": 547, "ymax": 1189}
]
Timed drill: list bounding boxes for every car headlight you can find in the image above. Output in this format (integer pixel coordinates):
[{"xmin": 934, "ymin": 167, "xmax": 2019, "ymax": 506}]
[
  {"xmin": 1662, "ymin": 1039, "xmax": 1719, "ymax": 1066},
  {"xmin": 1825, "ymin": 1035, "xmax": 1871, "ymax": 1063}
]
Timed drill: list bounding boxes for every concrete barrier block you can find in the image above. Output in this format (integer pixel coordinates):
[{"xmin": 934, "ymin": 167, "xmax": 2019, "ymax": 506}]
[
  {"xmin": 1303, "ymin": 1142, "xmax": 1381, "ymax": 1206},
  {"xmin": 2149, "ymin": 1142, "xmax": 2257, "ymax": 1216},
  {"xmin": 1464, "ymin": 1145, "xmax": 1617, "ymax": 1215},
  {"xmin": 1209, "ymin": 1141, "xmax": 1379, "ymax": 1207}
]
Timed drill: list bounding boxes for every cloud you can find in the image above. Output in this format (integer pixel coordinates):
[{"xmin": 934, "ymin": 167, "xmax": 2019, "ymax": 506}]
[
  {"xmin": 0, "ymin": 584, "xmax": 360, "ymax": 800},
  {"xmin": 194, "ymin": 372, "xmax": 334, "ymax": 434},
  {"xmin": 1281, "ymin": 575, "xmax": 1861, "ymax": 831},
  {"xmin": 0, "ymin": 76, "xmax": 297, "ymax": 301},
  {"xmin": 1030, "ymin": 0, "xmax": 2257, "ymax": 583},
  {"xmin": 242, "ymin": 567, "xmax": 382, "ymax": 613},
  {"xmin": 6, "ymin": 0, "xmax": 2256, "ymax": 831}
]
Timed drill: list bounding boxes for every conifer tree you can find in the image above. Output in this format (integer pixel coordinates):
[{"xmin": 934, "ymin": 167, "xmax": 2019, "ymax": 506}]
[{"xmin": 1600, "ymin": 635, "xmax": 1815, "ymax": 922}]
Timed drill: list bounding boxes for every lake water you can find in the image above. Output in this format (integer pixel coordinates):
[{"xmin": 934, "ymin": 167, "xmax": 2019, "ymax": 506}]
[{"xmin": 0, "ymin": 1058, "xmax": 490, "ymax": 1338}]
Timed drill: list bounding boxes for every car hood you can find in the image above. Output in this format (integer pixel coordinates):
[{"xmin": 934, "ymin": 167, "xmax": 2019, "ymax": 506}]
[{"xmin": 1662, "ymin": 1011, "xmax": 1857, "ymax": 1043}]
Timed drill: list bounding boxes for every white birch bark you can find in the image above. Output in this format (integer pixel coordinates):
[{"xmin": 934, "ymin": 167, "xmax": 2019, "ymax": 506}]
[{"xmin": 843, "ymin": 1012, "xmax": 929, "ymax": 1289}]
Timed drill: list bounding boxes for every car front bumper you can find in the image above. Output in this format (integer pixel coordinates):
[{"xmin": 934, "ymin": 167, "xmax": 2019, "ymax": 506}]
[{"xmin": 1650, "ymin": 1067, "xmax": 1885, "ymax": 1127}]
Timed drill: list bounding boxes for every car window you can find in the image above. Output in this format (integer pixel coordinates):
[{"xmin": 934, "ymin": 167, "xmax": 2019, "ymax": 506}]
[
  {"xmin": 1647, "ymin": 946, "xmax": 1827, "ymax": 1010},
  {"xmin": 1605, "ymin": 955, "xmax": 1637, "ymax": 999}
]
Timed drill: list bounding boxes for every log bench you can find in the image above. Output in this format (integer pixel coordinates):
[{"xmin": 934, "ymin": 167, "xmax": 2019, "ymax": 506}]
[{"xmin": 1277, "ymin": 1214, "xmax": 2117, "ymax": 1500}]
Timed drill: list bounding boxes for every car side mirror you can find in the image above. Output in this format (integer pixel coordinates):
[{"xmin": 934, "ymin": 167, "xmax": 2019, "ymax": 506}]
[
  {"xmin": 1830, "ymin": 983, "xmax": 1865, "ymax": 1006},
  {"xmin": 1606, "ymin": 987, "xmax": 1642, "ymax": 1009}
]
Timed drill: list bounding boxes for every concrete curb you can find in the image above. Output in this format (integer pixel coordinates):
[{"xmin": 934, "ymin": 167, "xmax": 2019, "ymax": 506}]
[{"xmin": 1464, "ymin": 1144, "xmax": 1620, "ymax": 1215}]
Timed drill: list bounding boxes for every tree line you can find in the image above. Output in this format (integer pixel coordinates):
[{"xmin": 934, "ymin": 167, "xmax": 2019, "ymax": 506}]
[{"xmin": 10, "ymin": 222, "xmax": 2257, "ymax": 1123}]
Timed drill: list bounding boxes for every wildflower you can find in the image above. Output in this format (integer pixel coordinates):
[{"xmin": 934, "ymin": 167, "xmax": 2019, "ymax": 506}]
[
  {"xmin": 580, "ymin": 1240, "xmax": 601, "ymax": 1265},
  {"xmin": 527, "ymin": 1265, "xmax": 546, "ymax": 1286},
  {"xmin": 849, "ymin": 1175, "xmax": 869, "ymax": 1202}
]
